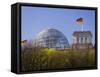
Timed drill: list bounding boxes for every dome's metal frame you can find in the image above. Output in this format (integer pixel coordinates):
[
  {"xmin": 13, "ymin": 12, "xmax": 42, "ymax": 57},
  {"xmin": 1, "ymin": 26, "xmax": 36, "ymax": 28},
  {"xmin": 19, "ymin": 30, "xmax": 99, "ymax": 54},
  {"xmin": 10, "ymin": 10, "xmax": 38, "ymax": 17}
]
[{"xmin": 33, "ymin": 28, "xmax": 70, "ymax": 49}]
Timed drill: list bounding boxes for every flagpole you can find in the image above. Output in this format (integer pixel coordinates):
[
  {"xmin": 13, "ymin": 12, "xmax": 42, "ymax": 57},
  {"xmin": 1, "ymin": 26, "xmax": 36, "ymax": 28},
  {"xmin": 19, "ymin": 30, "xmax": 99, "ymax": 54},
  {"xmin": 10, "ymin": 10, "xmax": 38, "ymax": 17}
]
[
  {"xmin": 82, "ymin": 22, "xmax": 83, "ymax": 31},
  {"xmin": 82, "ymin": 24, "xmax": 83, "ymax": 31}
]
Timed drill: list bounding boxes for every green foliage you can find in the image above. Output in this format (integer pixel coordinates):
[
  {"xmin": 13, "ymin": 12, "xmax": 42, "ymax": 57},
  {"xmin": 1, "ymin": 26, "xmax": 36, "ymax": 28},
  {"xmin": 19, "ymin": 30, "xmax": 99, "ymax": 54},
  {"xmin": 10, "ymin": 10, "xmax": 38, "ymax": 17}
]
[{"xmin": 21, "ymin": 47, "xmax": 96, "ymax": 71}]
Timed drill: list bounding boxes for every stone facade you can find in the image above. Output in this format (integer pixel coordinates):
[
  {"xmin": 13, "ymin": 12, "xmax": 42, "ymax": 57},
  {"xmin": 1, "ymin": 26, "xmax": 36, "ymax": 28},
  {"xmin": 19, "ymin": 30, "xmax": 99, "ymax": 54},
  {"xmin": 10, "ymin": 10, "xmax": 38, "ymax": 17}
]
[{"xmin": 72, "ymin": 31, "xmax": 93, "ymax": 50}]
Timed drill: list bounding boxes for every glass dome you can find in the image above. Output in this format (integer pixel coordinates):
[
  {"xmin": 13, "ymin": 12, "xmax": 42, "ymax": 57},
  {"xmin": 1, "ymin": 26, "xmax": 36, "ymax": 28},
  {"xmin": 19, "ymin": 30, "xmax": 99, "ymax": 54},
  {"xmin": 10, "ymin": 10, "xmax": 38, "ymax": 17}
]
[{"xmin": 33, "ymin": 28, "xmax": 70, "ymax": 48}]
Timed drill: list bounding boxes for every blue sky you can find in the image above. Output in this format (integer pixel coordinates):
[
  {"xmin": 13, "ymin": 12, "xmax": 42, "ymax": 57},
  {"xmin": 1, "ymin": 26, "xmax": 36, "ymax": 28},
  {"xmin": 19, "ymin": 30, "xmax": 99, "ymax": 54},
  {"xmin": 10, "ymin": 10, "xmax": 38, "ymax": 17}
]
[{"xmin": 21, "ymin": 6, "xmax": 95, "ymax": 45}]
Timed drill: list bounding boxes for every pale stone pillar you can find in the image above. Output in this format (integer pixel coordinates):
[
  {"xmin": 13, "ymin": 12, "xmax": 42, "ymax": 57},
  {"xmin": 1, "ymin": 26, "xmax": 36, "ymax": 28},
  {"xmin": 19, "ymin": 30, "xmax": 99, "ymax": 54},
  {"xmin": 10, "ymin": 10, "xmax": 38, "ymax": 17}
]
[
  {"xmin": 87, "ymin": 38, "xmax": 90, "ymax": 43},
  {"xmin": 83, "ymin": 37, "xmax": 85, "ymax": 44},
  {"xmin": 79, "ymin": 37, "xmax": 80, "ymax": 44},
  {"xmin": 80, "ymin": 37, "xmax": 82, "ymax": 44},
  {"xmin": 73, "ymin": 37, "xmax": 77, "ymax": 44}
]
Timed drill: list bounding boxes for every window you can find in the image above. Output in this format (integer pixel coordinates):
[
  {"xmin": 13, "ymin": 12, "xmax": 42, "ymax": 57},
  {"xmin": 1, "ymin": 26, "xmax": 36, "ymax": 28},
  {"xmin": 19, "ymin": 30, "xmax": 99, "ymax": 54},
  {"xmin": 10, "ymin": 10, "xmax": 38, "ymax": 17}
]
[{"xmin": 81, "ymin": 37, "xmax": 83, "ymax": 43}]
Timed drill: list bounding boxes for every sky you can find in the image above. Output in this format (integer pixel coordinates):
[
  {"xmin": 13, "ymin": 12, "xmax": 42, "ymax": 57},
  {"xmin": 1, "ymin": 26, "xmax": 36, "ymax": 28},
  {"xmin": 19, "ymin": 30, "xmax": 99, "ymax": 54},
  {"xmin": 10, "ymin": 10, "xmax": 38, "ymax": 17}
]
[{"xmin": 21, "ymin": 6, "xmax": 95, "ymax": 45}]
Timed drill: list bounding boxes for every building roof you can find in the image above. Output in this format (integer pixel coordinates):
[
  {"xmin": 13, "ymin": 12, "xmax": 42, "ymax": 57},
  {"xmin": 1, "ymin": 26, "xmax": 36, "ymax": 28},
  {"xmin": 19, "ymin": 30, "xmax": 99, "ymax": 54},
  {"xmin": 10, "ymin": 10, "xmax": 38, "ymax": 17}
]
[{"xmin": 72, "ymin": 31, "xmax": 92, "ymax": 37}]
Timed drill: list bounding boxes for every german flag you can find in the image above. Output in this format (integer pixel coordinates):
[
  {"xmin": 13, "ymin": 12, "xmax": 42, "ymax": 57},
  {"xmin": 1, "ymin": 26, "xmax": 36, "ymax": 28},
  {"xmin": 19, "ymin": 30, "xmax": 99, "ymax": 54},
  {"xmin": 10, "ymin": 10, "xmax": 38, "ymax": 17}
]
[{"xmin": 76, "ymin": 18, "xmax": 83, "ymax": 25}]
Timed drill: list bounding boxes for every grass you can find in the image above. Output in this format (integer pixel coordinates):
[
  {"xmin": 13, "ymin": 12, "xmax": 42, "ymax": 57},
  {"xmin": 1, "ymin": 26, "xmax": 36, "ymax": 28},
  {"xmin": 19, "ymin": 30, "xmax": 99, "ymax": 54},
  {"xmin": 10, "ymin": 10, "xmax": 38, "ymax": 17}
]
[{"xmin": 21, "ymin": 47, "xmax": 96, "ymax": 71}]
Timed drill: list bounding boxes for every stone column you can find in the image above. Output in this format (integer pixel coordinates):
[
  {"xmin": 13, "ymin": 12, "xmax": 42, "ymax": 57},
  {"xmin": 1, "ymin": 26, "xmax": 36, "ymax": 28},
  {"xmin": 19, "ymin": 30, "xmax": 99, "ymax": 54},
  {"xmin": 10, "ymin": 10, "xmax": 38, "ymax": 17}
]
[
  {"xmin": 79, "ymin": 37, "xmax": 81, "ymax": 44},
  {"xmin": 83, "ymin": 37, "xmax": 85, "ymax": 44},
  {"xmin": 75, "ymin": 37, "xmax": 77, "ymax": 44},
  {"xmin": 87, "ymin": 38, "xmax": 90, "ymax": 43},
  {"xmin": 73, "ymin": 37, "xmax": 77, "ymax": 44}
]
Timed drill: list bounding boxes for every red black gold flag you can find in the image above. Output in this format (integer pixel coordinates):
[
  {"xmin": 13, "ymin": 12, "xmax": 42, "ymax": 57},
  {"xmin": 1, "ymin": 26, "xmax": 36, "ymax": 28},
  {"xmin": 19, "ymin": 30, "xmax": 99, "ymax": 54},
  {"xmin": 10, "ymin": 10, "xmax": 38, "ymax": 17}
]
[{"xmin": 76, "ymin": 18, "xmax": 83, "ymax": 25}]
